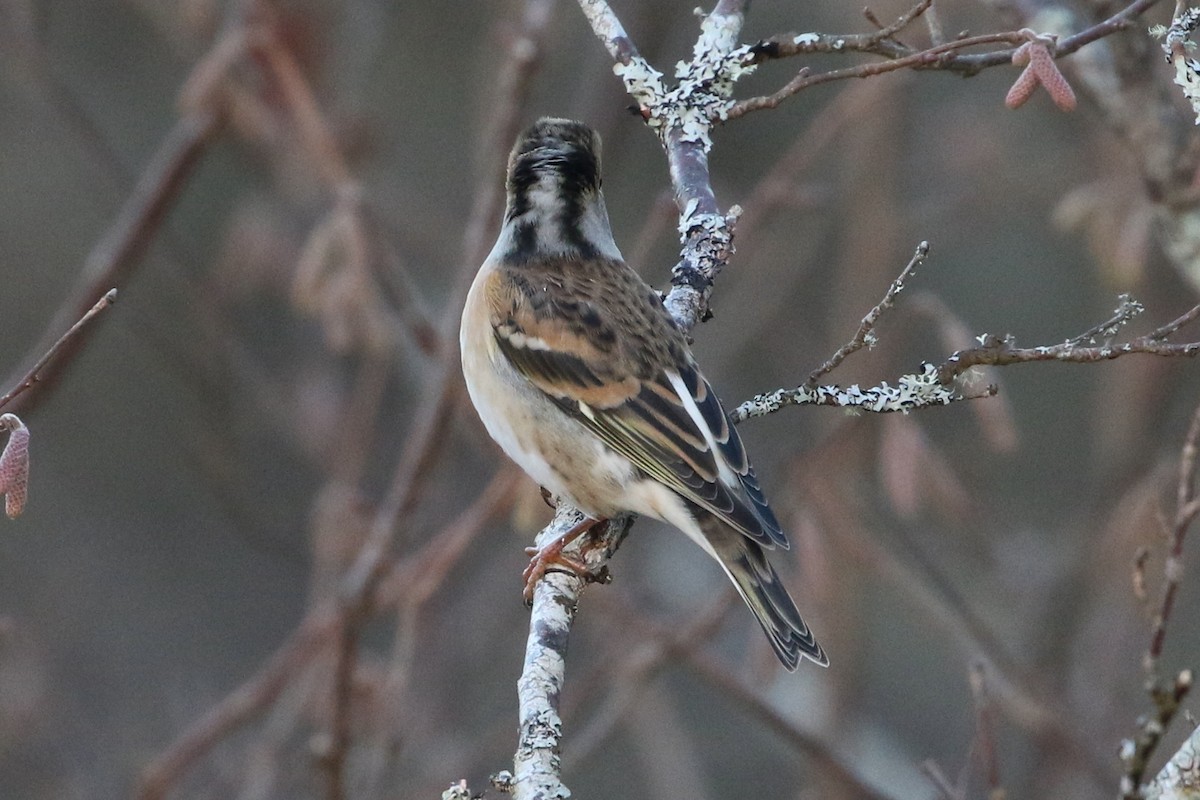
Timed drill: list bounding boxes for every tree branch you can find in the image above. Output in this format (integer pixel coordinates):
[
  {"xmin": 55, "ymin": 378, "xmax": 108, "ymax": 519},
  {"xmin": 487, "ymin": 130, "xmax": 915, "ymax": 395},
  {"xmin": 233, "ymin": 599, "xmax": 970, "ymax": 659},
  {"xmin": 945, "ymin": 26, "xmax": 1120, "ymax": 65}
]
[{"xmin": 726, "ymin": 0, "xmax": 1159, "ymax": 119}]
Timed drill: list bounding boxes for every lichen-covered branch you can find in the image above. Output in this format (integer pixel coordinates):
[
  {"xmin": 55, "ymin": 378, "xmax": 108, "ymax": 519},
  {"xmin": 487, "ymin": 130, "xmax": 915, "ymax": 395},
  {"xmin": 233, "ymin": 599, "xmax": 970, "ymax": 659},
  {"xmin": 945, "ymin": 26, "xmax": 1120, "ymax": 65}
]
[
  {"xmin": 1156, "ymin": 5, "xmax": 1200, "ymax": 123},
  {"xmin": 506, "ymin": 506, "xmax": 631, "ymax": 800},
  {"xmin": 731, "ymin": 280, "xmax": 1200, "ymax": 424},
  {"xmin": 1143, "ymin": 722, "xmax": 1200, "ymax": 800},
  {"xmin": 579, "ymin": 0, "xmax": 754, "ymax": 330},
  {"xmin": 507, "ymin": 2, "xmax": 764, "ymax": 797}
]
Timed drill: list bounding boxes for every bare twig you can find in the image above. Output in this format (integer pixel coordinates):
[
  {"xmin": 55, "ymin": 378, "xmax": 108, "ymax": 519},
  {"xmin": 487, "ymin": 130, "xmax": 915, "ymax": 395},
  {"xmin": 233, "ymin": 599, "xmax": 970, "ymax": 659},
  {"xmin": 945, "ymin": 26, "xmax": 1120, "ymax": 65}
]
[
  {"xmin": 0, "ymin": 289, "xmax": 118, "ymax": 412},
  {"xmin": 806, "ymin": 241, "xmax": 928, "ymax": 387},
  {"xmin": 136, "ymin": 609, "xmax": 340, "ymax": 800}
]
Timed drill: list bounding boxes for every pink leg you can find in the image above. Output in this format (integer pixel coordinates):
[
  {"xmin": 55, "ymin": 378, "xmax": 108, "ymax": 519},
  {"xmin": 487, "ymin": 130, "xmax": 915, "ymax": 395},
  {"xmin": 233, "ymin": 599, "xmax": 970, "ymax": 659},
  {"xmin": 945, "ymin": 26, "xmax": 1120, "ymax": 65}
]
[{"xmin": 522, "ymin": 516, "xmax": 610, "ymax": 601}]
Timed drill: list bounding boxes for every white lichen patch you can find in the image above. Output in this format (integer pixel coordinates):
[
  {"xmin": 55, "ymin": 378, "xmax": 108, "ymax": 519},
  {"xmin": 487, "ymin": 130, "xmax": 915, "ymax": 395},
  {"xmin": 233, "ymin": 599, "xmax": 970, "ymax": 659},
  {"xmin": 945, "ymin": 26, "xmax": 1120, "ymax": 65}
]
[
  {"xmin": 732, "ymin": 363, "xmax": 963, "ymax": 422},
  {"xmin": 1174, "ymin": 56, "xmax": 1200, "ymax": 124},
  {"xmin": 610, "ymin": 11, "xmax": 758, "ymax": 149},
  {"xmin": 1162, "ymin": 8, "xmax": 1200, "ymax": 124},
  {"xmin": 612, "ymin": 57, "xmax": 668, "ymax": 116},
  {"xmin": 1143, "ymin": 722, "xmax": 1200, "ymax": 800}
]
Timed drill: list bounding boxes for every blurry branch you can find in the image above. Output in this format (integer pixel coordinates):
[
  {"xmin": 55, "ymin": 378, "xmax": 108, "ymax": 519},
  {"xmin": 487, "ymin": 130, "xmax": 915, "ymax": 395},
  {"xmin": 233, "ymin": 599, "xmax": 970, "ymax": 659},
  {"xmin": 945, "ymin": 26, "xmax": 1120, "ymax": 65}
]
[
  {"xmin": 725, "ymin": 0, "xmax": 1157, "ymax": 119},
  {"xmin": 132, "ymin": 0, "xmax": 554, "ymax": 796},
  {"xmin": 684, "ymin": 646, "xmax": 897, "ymax": 800},
  {"xmin": 731, "ymin": 251, "xmax": 1200, "ymax": 423},
  {"xmin": 920, "ymin": 760, "xmax": 962, "ymax": 800},
  {"xmin": 136, "ymin": 609, "xmax": 341, "ymax": 800},
  {"xmin": 967, "ymin": 663, "xmax": 1007, "ymax": 800},
  {"xmin": 571, "ymin": 592, "xmax": 900, "ymax": 800},
  {"xmin": 804, "ymin": 459, "xmax": 1112, "ymax": 785},
  {"xmin": 986, "ymin": 0, "xmax": 1200, "ymax": 294},
  {"xmin": 320, "ymin": 1, "xmax": 558, "ymax": 798},
  {"xmin": 0, "ymin": 106, "xmax": 217, "ymax": 416},
  {"xmin": 1119, "ymin": 398, "xmax": 1200, "ymax": 799},
  {"xmin": 564, "ymin": 593, "xmax": 733, "ymax": 766},
  {"xmin": 139, "ymin": 467, "xmax": 517, "ymax": 800}
]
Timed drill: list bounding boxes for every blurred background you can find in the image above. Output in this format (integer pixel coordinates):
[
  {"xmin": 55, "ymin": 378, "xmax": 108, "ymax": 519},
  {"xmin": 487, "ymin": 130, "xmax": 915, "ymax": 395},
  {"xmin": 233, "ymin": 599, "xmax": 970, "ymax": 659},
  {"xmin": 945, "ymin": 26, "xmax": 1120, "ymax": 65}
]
[{"xmin": 1, "ymin": 0, "xmax": 1198, "ymax": 798}]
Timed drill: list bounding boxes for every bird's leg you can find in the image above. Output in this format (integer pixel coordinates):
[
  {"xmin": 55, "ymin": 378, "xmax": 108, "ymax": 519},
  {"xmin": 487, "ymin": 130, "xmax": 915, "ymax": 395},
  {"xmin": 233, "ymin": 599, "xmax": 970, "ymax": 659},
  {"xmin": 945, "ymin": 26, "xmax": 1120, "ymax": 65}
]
[{"xmin": 522, "ymin": 516, "xmax": 610, "ymax": 601}]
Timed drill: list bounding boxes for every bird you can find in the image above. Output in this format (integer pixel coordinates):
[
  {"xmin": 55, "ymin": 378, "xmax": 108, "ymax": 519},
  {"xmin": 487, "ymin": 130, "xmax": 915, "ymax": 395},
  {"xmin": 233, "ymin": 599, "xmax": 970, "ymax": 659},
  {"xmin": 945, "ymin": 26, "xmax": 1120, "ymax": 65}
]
[{"xmin": 459, "ymin": 117, "xmax": 827, "ymax": 670}]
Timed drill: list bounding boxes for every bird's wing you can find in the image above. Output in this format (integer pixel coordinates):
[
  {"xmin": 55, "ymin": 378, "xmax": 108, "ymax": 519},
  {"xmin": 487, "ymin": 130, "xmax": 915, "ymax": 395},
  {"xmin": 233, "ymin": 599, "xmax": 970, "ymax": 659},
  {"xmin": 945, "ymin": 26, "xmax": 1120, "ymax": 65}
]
[{"xmin": 484, "ymin": 266, "xmax": 787, "ymax": 549}]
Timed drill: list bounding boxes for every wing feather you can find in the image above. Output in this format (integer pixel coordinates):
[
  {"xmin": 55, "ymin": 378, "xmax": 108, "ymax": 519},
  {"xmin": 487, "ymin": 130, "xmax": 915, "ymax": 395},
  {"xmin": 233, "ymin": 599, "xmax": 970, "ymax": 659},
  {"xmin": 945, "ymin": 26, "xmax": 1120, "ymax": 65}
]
[{"xmin": 487, "ymin": 264, "xmax": 787, "ymax": 549}]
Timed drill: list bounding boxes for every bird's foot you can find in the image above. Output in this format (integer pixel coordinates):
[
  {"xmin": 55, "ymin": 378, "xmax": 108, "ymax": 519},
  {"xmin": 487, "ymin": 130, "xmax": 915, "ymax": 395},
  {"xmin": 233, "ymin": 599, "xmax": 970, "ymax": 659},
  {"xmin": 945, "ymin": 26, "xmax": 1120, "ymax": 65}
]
[{"xmin": 522, "ymin": 516, "xmax": 610, "ymax": 602}]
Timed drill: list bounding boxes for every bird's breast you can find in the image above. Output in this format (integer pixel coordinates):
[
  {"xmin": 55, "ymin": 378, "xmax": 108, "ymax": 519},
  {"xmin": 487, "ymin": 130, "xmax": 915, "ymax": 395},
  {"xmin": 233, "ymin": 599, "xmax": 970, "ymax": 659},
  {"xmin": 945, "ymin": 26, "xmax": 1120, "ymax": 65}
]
[{"xmin": 462, "ymin": 265, "xmax": 630, "ymax": 515}]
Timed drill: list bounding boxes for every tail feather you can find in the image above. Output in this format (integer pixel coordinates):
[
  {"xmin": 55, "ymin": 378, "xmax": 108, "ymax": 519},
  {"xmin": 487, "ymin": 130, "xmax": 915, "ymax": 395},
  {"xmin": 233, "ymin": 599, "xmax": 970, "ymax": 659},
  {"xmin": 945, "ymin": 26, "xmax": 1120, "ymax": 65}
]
[{"xmin": 698, "ymin": 512, "xmax": 827, "ymax": 670}]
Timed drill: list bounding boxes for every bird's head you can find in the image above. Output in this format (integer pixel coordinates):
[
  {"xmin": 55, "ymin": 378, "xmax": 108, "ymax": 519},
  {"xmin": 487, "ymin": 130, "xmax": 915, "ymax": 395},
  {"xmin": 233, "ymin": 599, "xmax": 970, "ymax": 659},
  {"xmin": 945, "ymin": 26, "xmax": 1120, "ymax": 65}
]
[{"xmin": 496, "ymin": 118, "xmax": 620, "ymax": 264}]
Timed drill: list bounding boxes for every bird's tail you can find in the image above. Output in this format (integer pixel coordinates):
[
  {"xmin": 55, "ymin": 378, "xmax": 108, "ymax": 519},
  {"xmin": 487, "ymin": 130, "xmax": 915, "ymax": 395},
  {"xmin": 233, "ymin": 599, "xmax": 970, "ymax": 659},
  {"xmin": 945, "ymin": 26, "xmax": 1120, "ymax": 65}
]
[{"xmin": 698, "ymin": 513, "xmax": 828, "ymax": 670}]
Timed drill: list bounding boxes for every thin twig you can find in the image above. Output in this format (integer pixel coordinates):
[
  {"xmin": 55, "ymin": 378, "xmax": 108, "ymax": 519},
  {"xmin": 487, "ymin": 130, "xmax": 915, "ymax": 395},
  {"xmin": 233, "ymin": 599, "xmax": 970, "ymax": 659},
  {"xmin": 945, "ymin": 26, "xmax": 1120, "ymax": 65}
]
[
  {"xmin": 805, "ymin": 241, "xmax": 928, "ymax": 387},
  {"xmin": 1149, "ymin": 400, "xmax": 1200, "ymax": 666},
  {"xmin": 0, "ymin": 289, "xmax": 118, "ymax": 412},
  {"xmin": 732, "ymin": 293, "xmax": 1200, "ymax": 424},
  {"xmin": 937, "ymin": 303, "xmax": 1200, "ymax": 383}
]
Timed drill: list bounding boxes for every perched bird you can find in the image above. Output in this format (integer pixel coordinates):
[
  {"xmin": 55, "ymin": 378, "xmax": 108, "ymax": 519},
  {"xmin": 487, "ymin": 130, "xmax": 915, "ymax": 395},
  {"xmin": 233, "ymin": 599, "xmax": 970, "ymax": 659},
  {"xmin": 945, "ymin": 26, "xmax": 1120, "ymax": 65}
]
[{"xmin": 460, "ymin": 118, "xmax": 827, "ymax": 670}]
